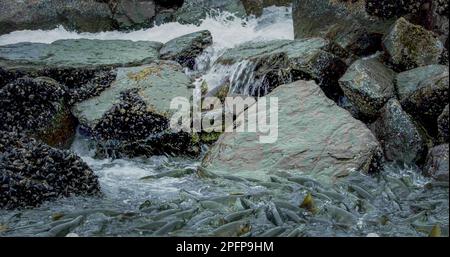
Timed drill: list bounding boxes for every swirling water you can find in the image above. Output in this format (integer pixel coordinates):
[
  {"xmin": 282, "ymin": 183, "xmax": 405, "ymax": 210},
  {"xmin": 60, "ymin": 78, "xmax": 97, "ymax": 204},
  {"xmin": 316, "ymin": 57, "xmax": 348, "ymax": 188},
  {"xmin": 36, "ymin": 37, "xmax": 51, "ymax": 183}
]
[{"xmin": 0, "ymin": 6, "xmax": 448, "ymax": 237}]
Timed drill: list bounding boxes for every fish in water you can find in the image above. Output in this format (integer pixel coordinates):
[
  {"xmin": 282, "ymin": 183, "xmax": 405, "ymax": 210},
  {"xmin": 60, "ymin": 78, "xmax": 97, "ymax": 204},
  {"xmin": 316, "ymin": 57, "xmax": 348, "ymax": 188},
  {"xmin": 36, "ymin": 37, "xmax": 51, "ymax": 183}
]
[
  {"xmin": 300, "ymin": 193, "xmax": 317, "ymax": 214},
  {"xmin": 210, "ymin": 220, "xmax": 252, "ymax": 237}
]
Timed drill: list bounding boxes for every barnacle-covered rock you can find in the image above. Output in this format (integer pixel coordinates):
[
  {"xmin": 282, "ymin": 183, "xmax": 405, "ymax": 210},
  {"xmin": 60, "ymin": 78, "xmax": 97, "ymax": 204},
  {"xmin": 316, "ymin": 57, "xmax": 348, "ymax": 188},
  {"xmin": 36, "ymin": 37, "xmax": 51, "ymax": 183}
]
[{"xmin": 0, "ymin": 131, "xmax": 100, "ymax": 209}]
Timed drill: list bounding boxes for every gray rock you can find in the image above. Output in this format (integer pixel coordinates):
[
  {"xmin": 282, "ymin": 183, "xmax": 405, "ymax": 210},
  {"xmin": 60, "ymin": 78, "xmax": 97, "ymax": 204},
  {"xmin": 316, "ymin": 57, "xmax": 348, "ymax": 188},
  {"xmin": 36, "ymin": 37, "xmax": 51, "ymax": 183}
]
[
  {"xmin": 175, "ymin": 0, "xmax": 247, "ymax": 25},
  {"xmin": 438, "ymin": 105, "xmax": 449, "ymax": 143},
  {"xmin": 72, "ymin": 61, "xmax": 199, "ymax": 157},
  {"xmin": 371, "ymin": 99, "xmax": 427, "ymax": 165},
  {"xmin": 160, "ymin": 30, "xmax": 213, "ymax": 69},
  {"xmin": 0, "ymin": 131, "xmax": 100, "ymax": 209},
  {"xmin": 292, "ymin": 0, "xmax": 393, "ymax": 56},
  {"xmin": 0, "ymin": 39, "xmax": 162, "ymax": 103},
  {"xmin": 0, "ymin": 0, "xmax": 113, "ymax": 35},
  {"xmin": 202, "ymin": 80, "xmax": 382, "ymax": 184},
  {"xmin": 113, "ymin": 0, "xmax": 156, "ymax": 30},
  {"xmin": 339, "ymin": 58, "xmax": 396, "ymax": 119},
  {"xmin": 0, "ymin": 77, "xmax": 76, "ymax": 148},
  {"xmin": 424, "ymin": 144, "xmax": 449, "ymax": 181},
  {"xmin": 395, "ymin": 65, "xmax": 449, "ymax": 102},
  {"xmin": 399, "ymin": 65, "xmax": 449, "ymax": 135},
  {"xmin": 0, "ymin": 39, "xmax": 162, "ymax": 70},
  {"xmin": 383, "ymin": 17, "xmax": 445, "ymax": 70},
  {"xmin": 215, "ymin": 38, "xmax": 347, "ymax": 99}
]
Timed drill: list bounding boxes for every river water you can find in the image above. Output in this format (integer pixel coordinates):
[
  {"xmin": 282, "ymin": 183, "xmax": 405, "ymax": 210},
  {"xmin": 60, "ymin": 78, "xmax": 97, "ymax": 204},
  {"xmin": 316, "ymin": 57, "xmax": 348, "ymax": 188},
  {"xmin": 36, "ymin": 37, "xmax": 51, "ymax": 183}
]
[{"xmin": 0, "ymin": 7, "xmax": 448, "ymax": 237}]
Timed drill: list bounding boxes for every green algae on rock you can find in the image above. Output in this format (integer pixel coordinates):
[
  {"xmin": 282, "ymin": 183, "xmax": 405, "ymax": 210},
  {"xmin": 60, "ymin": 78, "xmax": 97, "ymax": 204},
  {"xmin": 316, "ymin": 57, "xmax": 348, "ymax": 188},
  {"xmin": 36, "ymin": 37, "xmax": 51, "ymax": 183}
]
[
  {"xmin": 202, "ymin": 80, "xmax": 382, "ymax": 184},
  {"xmin": 383, "ymin": 17, "xmax": 444, "ymax": 71},
  {"xmin": 339, "ymin": 58, "xmax": 396, "ymax": 120}
]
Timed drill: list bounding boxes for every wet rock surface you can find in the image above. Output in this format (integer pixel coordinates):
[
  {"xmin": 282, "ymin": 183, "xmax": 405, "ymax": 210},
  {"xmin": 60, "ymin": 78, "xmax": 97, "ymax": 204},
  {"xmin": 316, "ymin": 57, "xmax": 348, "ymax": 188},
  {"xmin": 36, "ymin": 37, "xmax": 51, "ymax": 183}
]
[
  {"xmin": 202, "ymin": 80, "xmax": 382, "ymax": 184},
  {"xmin": 371, "ymin": 99, "xmax": 427, "ymax": 165},
  {"xmin": 339, "ymin": 58, "xmax": 396, "ymax": 120},
  {"xmin": 215, "ymin": 38, "xmax": 347, "ymax": 99},
  {"xmin": 383, "ymin": 17, "xmax": 445, "ymax": 71},
  {"xmin": 0, "ymin": 132, "xmax": 100, "ymax": 209},
  {"xmin": 424, "ymin": 144, "xmax": 449, "ymax": 181},
  {"xmin": 0, "ymin": 77, "xmax": 76, "ymax": 148},
  {"xmin": 438, "ymin": 105, "xmax": 449, "ymax": 143},
  {"xmin": 160, "ymin": 30, "xmax": 213, "ymax": 69},
  {"xmin": 72, "ymin": 62, "xmax": 199, "ymax": 157},
  {"xmin": 175, "ymin": 0, "xmax": 247, "ymax": 25}
]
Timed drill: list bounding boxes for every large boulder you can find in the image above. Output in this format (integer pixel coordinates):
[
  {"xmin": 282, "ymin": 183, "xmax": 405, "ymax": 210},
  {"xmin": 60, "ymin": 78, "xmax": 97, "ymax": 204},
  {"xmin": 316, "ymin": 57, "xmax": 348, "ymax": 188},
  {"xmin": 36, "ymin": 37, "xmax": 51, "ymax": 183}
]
[
  {"xmin": 396, "ymin": 65, "xmax": 449, "ymax": 135},
  {"xmin": 438, "ymin": 105, "xmax": 449, "ymax": 143},
  {"xmin": 339, "ymin": 58, "xmax": 396, "ymax": 120},
  {"xmin": 292, "ymin": 0, "xmax": 393, "ymax": 56},
  {"xmin": 215, "ymin": 38, "xmax": 347, "ymax": 99},
  {"xmin": 202, "ymin": 80, "xmax": 382, "ymax": 184},
  {"xmin": 175, "ymin": 0, "xmax": 247, "ymax": 25},
  {"xmin": 0, "ymin": 131, "xmax": 100, "ymax": 209},
  {"xmin": 72, "ymin": 61, "xmax": 199, "ymax": 157},
  {"xmin": 160, "ymin": 30, "xmax": 213, "ymax": 69},
  {"xmin": 371, "ymin": 99, "xmax": 427, "ymax": 165},
  {"xmin": 0, "ymin": 77, "xmax": 76, "ymax": 148},
  {"xmin": 423, "ymin": 144, "xmax": 449, "ymax": 181},
  {"xmin": 0, "ymin": 39, "xmax": 162, "ymax": 103},
  {"xmin": 383, "ymin": 17, "xmax": 445, "ymax": 71}
]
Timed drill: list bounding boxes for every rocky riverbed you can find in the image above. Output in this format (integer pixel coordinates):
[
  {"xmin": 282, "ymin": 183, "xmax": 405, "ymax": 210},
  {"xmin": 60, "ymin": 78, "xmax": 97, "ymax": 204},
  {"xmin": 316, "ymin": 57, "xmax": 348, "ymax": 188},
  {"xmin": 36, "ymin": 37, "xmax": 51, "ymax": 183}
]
[{"xmin": 0, "ymin": 1, "xmax": 448, "ymax": 237}]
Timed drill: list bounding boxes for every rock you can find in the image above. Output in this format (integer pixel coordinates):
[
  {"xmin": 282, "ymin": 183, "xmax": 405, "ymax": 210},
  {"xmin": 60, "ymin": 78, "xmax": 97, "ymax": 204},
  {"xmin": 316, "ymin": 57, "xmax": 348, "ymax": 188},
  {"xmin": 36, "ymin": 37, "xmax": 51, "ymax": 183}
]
[
  {"xmin": 292, "ymin": 0, "xmax": 393, "ymax": 56},
  {"xmin": 0, "ymin": 39, "xmax": 162, "ymax": 103},
  {"xmin": 397, "ymin": 65, "xmax": 449, "ymax": 135},
  {"xmin": 241, "ymin": 0, "xmax": 292, "ymax": 17},
  {"xmin": 424, "ymin": 144, "xmax": 449, "ymax": 181},
  {"xmin": 202, "ymin": 80, "xmax": 382, "ymax": 184},
  {"xmin": 215, "ymin": 38, "xmax": 347, "ymax": 99},
  {"xmin": 0, "ymin": 77, "xmax": 76, "ymax": 148},
  {"xmin": 72, "ymin": 61, "xmax": 199, "ymax": 157},
  {"xmin": 113, "ymin": 0, "xmax": 156, "ymax": 30},
  {"xmin": 383, "ymin": 17, "xmax": 445, "ymax": 71},
  {"xmin": 0, "ymin": 131, "xmax": 100, "ymax": 209},
  {"xmin": 0, "ymin": 0, "xmax": 185, "ymax": 35},
  {"xmin": 175, "ymin": 0, "xmax": 247, "ymax": 25},
  {"xmin": 438, "ymin": 105, "xmax": 449, "ymax": 143},
  {"xmin": 371, "ymin": 99, "xmax": 427, "ymax": 165},
  {"xmin": 339, "ymin": 58, "xmax": 396, "ymax": 119},
  {"xmin": 0, "ymin": 0, "xmax": 113, "ymax": 35},
  {"xmin": 395, "ymin": 65, "xmax": 448, "ymax": 102},
  {"xmin": 160, "ymin": 30, "xmax": 213, "ymax": 69}
]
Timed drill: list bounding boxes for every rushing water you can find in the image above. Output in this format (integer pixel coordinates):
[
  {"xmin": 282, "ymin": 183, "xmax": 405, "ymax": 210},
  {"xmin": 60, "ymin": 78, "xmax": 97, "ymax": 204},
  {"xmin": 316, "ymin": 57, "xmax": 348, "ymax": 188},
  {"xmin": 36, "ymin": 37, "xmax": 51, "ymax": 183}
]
[{"xmin": 0, "ymin": 6, "xmax": 448, "ymax": 237}]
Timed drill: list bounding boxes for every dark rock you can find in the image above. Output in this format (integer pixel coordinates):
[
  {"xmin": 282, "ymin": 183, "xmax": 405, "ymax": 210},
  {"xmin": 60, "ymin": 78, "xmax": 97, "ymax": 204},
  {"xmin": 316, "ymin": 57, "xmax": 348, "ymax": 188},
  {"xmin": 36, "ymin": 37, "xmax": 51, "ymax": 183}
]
[
  {"xmin": 292, "ymin": 0, "xmax": 393, "ymax": 56},
  {"xmin": 0, "ymin": 77, "xmax": 76, "ymax": 148},
  {"xmin": 112, "ymin": 0, "xmax": 156, "ymax": 30},
  {"xmin": 160, "ymin": 30, "xmax": 213, "ymax": 69},
  {"xmin": 339, "ymin": 58, "xmax": 396, "ymax": 120},
  {"xmin": 0, "ymin": 131, "xmax": 100, "ymax": 209},
  {"xmin": 72, "ymin": 62, "xmax": 199, "ymax": 158},
  {"xmin": 371, "ymin": 99, "xmax": 427, "ymax": 165},
  {"xmin": 202, "ymin": 80, "xmax": 382, "ymax": 184},
  {"xmin": 0, "ymin": 0, "xmax": 114, "ymax": 35},
  {"xmin": 397, "ymin": 65, "xmax": 449, "ymax": 136},
  {"xmin": 438, "ymin": 105, "xmax": 449, "ymax": 143},
  {"xmin": 423, "ymin": 144, "xmax": 449, "ymax": 181},
  {"xmin": 215, "ymin": 38, "xmax": 348, "ymax": 100},
  {"xmin": 383, "ymin": 17, "xmax": 445, "ymax": 71},
  {"xmin": 175, "ymin": 0, "xmax": 247, "ymax": 25}
]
